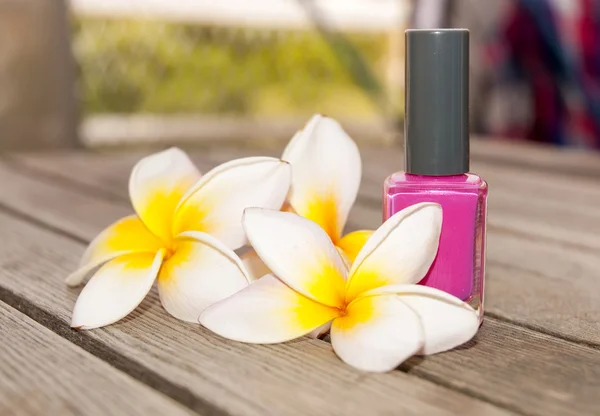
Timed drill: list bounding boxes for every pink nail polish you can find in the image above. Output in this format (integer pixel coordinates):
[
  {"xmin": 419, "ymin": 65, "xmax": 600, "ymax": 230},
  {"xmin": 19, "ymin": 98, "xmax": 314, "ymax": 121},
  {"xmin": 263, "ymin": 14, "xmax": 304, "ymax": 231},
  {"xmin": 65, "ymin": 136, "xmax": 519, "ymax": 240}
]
[{"xmin": 383, "ymin": 29, "xmax": 487, "ymax": 316}]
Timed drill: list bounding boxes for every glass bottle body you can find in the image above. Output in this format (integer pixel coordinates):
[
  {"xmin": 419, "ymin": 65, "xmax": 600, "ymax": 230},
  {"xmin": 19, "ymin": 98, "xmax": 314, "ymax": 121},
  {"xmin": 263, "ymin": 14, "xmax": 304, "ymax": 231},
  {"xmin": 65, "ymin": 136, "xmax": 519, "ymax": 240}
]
[{"xmin": 383, "ymin": 172, "xmax": 488, "ymax": 316}]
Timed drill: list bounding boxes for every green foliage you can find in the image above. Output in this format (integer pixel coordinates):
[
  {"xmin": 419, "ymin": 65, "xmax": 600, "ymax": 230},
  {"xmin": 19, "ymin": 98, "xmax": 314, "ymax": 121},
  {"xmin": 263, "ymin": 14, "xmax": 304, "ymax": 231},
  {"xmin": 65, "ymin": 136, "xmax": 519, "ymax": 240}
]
[{"xmin": 73, "ymin": 19, "xmax": 387, "ymax": 118}]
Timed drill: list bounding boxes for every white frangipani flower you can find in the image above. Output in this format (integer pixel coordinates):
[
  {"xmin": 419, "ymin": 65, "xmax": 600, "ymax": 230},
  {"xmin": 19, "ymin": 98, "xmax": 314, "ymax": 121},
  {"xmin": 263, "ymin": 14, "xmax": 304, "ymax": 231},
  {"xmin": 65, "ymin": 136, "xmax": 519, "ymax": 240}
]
[
  {"xmin": 67, "ymin": 148, "xmax": 291, "ymax": 329},
  {"xmin": 201, "ymin": 203, "xmax": 480, "ymax": 372}
]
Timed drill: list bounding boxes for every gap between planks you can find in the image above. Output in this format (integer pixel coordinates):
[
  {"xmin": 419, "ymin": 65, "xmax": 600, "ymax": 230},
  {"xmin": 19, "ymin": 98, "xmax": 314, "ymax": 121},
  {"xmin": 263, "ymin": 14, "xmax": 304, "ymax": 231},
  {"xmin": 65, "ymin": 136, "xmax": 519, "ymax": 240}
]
[
  {"xmin": 0, "ymin": 301, "xmax": 195, "ymax": 416},
  {"xmin": 0, "ymin": 285, "xmax": 232, "ymax": 416}
]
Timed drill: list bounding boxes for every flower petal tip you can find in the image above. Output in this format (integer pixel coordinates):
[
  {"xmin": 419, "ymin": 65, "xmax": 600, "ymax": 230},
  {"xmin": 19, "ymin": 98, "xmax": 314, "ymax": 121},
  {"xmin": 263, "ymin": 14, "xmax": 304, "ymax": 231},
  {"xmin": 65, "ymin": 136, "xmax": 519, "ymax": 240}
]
[
  {"xmin": 243, "ymin": 206, "xmax": 267, "ymax": 215},
  {"xmin": 306, "ymin": 113, "xmax": 324, "ymax": 123},
  {"xmin": 65, "ymin": 273, "xmax": 83, "ymax": 288},
  {"xmin": 70, "ymin": 314, "xmax": 91, "ymax": 330},
  {"xmin": 242, "ymin": 207, "xmax": 282, "ymax": 228}
]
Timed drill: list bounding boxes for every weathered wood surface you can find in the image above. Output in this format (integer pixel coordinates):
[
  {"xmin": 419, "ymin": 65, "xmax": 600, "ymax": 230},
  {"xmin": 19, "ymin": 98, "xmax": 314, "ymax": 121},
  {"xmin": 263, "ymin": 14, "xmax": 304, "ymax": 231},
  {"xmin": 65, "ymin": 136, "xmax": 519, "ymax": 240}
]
[
  {"xmin": 0, "ymin": 302, "xmax": 193, "ymax": 416},
  {"xmin": 1, "ymin": 140, "xmax": 600, "ymax": 415},
  {"xmin": 0, "ymin": 172, "xmax": 509, "ymax": 416}
]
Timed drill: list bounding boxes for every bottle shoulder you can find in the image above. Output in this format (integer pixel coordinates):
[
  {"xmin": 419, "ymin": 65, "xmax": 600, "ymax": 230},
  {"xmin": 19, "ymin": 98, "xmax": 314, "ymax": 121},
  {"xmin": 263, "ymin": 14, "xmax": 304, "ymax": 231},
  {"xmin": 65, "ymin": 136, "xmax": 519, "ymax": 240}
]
[{"xmin": 385, "ymin": 171, "xmax": 488, "ymax": 191}]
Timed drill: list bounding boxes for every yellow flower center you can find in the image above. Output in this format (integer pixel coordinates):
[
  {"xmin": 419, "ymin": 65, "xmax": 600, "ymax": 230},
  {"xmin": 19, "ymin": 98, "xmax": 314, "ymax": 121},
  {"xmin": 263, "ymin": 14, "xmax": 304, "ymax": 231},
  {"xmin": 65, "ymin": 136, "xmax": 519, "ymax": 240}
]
[
  {"xmin": 302, "ymin": 194, "xmax": 340, "ymax": 243},
  {"xmin": 163, "ymin": 246, "xmax": 176, "ymax": 261},
  {"xmin": 337, "ymin": 304, "xmax": 349, "ymax": 317}
]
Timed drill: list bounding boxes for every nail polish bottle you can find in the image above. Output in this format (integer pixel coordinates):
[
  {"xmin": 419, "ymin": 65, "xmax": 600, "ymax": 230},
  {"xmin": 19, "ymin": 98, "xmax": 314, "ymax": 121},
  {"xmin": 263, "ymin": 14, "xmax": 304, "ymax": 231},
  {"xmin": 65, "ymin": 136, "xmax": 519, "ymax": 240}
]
[{"xmin": 383, "ymin": 29, "xmax": 487, "ymax": 316}]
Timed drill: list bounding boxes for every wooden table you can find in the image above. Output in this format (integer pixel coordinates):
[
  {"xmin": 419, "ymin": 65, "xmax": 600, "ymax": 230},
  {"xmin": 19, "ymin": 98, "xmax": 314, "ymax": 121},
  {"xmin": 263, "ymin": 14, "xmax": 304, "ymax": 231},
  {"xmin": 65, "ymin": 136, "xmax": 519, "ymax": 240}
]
[{"xmin": 1, "ymin": 140, "xmax": 599, "ymax": 416}]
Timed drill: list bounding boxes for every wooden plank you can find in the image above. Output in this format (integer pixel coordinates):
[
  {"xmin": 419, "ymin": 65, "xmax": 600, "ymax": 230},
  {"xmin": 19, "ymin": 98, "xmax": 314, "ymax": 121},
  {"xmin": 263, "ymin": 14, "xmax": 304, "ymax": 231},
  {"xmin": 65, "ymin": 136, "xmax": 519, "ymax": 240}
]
[
  {"xmin": 356, "ymin": 147, "xmax": 600, "ymax": 209},
  {"xmin": 5, "ymin": 150, "xmax": 600, "ymax": 346},
  {"xmin": 0, "ymin": 211, "xmax": 510, "ymax": 416},
  {"xmin": 176, "ymin": 143, "xmax": 600, "ymax": 206},
  {"xmin": 485, "ymin": 234, "xmax": 600, "ymax": 345},
  {"xmin": 6, "ymin": 150, "xmax": 148, "ymax": 195},
  {"xmin": 0, "ymin": 302, "xmax": 193, "ymax": 416},
  {"xmin": 470, "ymin": 139, "xmax": 600, "ymax": 179},
  {"xmin": 0, "ymin": 159, "xmax": 599, "ymax": 414},
  {"xmin": 402, "ymin": 318, "xmax": 600, "ymax": 416},
  {"xmin": 0, "ymin": 160, "xmax": 131, "ymax": 242},
  {"xmin": 15, "ymin": 144, "xmax": 600, "ymax": 208},
  {"xmin": 7, "ymin": 150, "xmax": 192, "ymax": 200},
  {"xmin": 14, "ymin": 146, "xmax": 600, "ymax": 224}
]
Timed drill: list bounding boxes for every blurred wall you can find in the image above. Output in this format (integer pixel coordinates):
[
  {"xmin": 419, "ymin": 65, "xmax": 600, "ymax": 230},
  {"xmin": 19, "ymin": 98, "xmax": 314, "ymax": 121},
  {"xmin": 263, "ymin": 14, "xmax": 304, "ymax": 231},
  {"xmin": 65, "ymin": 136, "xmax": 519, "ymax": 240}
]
[{"xmin": 0, "ymin": 0, "xmax": 78, "ymax": 151}]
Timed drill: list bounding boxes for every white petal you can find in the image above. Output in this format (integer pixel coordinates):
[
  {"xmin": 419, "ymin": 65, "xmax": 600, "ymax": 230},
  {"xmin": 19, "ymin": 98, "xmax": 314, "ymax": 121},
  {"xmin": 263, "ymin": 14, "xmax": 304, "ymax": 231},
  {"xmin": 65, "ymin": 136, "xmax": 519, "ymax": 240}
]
[
  {"xmin": 173, "ymin": 157, "xmax": 291, "ymax": 250},
  {"xmin": 362, "ymin": 284, "xmax": 480, "ymax": 355},
  {"xmin": 239, "ymin": 249, "xmax": 270, "ymax": 281},
  {"xmin": 243, "ymin": 208, "xmax": 347, "ymax": 308},
  {"xmin": 158, "ymin": 231, "xmax": 250, "ymax": 323},
  {"xmin": 129, "ymin": 148, "xmax": 201, "ymax": 243},
  {"xmin": 346, "ymin": 203, "xmax": 442, "ymax": 301},
  {"xmin": 200, "ymin": 274, "xmax": 340, "ymax": 343},
  {"xmin": 330, "ymin": 294, "xmax": 424, "ymax": 372},
  {"xmin": 282, "ymin": 115, "xmax": 361, "ymax": 242},
  {"xmin": 66, "ymin": 215, "xmax": 162, "ymax": 287},
  {"xmin": 71, "ymin": 250, "xmax": 165, "ymax": 330},
  {"xmin": 281, "ymin": 114, "xmax": 321, "ymax": 164}
]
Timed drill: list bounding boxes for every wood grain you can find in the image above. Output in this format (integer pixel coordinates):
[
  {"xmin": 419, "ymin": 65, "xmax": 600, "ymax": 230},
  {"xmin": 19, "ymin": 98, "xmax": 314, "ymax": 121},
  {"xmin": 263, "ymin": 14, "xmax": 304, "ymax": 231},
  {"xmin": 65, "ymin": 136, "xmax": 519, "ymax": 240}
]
[
  {"xmin": 0, "ymin": 161, "xmax": 131, "ymax": 242},
  {"xmin": 15, "ymin": 145, "xmax": 600, "ymax": 209},
  {"xmin": 0, "ymin": 211, "xmax": 507, "ymax": 416},
  {"xmin": 5, "ymin": 150, "xmax": 600, "ymax": 346},
  {"xmin": 470, "ymin": 139, "xmax": 600, "ymax": 179},
  {"xmin": 0, "ymin": 302, "xmax": 193, "ymax": 416},
  {"xmin": 403, "ymin": 318, "xmax": 600, "ymax": 416},
  {"xmin": 2, "ymin": 151, "xmax": 600, "ymax": 414},
  {"xmin": 357, "ymin": 147, "xmax": 600, "ymax": 251}
]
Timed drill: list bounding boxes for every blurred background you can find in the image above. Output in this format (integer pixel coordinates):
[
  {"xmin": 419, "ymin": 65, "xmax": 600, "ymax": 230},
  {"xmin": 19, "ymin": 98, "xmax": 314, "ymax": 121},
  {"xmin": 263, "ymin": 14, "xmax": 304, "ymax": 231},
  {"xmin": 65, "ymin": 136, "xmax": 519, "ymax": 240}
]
[{"xmin": 1, "ymin": 0, "xmax": 599, "ymax": 151}]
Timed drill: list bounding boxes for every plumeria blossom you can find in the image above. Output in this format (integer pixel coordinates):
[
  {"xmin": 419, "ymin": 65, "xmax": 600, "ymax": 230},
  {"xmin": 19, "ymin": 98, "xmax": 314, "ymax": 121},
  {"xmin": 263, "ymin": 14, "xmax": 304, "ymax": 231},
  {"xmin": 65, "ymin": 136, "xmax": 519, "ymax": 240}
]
[
  {"xmin": 241, "ymin": 114, "xmax": 372, "ymax": 281},
  {"xmin": 283, "ymin": 114, "xmax": 373, "ymax": 265},
  {"xmin": 67, "ymin": 148, "xmax": 291, "ymax": 329},
  {"xmin": 200, "ymin": 203, "xmax": 480, "ymax": 372}
]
